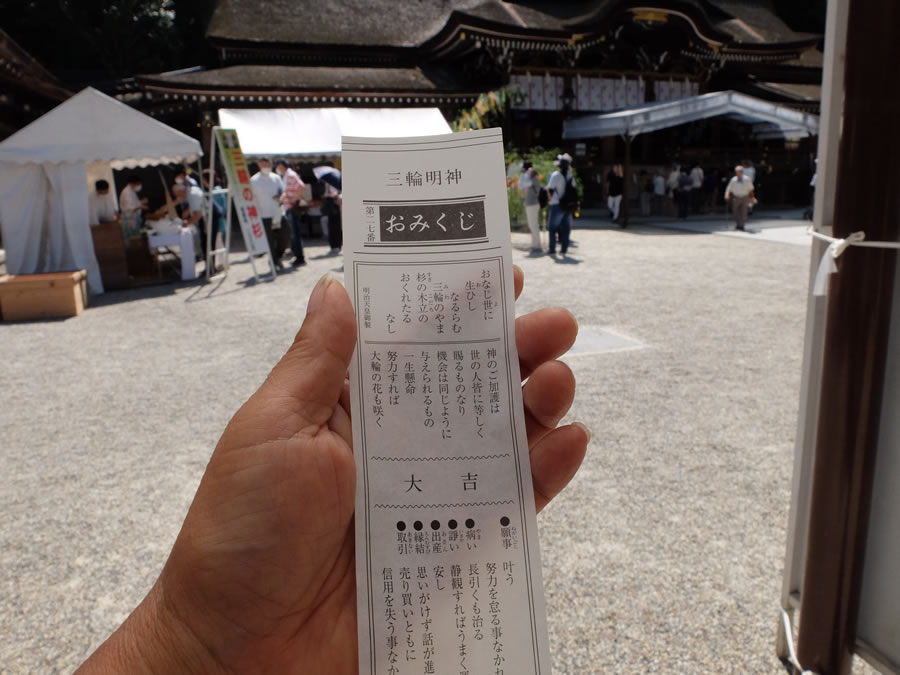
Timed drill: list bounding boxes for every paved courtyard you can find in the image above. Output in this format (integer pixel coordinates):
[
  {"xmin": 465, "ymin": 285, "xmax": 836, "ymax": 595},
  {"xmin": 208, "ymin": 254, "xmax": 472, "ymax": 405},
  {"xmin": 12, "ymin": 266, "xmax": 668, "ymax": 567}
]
[{"xmin": 0, "ymin": 213, "xmax": 872, "ymax": 673}]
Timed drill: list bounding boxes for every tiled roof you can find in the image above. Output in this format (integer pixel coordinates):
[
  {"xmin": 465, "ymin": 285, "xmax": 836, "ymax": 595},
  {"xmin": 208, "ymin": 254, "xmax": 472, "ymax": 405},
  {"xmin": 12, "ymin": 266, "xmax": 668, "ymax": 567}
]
[{"xmin": 706, "ymin": 0, "xmax": 820, "ymax": 44}]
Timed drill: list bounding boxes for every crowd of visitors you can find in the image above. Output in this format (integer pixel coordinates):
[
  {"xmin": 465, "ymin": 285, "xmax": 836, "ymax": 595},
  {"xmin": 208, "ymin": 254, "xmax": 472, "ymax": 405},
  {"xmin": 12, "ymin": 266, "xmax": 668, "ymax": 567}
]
[
  {"xmin": 88, "ymin": 159, "xmax": 343, "ymax": 278},
  {"xmin": 588, "ymin": 158, "xmax": 766, "ymax": 226},
  {"xmin": 516, "ymin": 155, "xmax": 778, "ymax": 247}
]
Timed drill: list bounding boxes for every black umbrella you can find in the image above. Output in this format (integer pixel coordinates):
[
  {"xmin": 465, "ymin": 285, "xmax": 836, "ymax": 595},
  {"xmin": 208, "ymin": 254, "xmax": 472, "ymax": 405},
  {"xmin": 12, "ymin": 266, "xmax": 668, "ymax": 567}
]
[{"xmin": 313, "ymin": 166, "xmax": 342, "ymax": 190}]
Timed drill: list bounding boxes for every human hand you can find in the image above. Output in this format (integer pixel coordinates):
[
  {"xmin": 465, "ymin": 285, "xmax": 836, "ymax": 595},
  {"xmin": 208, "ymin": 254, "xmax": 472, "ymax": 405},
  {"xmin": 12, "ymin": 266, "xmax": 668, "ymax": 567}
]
[{"xmin": 78, "ymin": 269, "xmax": 588, "ymax": 675}]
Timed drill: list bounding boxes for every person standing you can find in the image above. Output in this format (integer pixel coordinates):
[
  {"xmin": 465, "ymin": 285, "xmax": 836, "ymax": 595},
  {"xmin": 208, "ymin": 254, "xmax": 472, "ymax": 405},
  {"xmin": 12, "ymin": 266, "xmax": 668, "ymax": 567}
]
[
  {"xmin": 676, "ymin": 168, "xmax": 693, "ymax": 219},
  {"xmin": 519, "ymin": 161, "xmax": 542, "ymax": 252},
  {"xmin": 690, "ymin": 163, "xmax": 704, "ymax": 213},
  {"xmin": 702, "ymin": 168, "xmax": 719, "ymax": 213},
  {"xmin": 639, "ymin": 169, "xmax": 652, "ymax": 217},
  {"xmin": 118, "ymin": 174, "xmax": 147, "ymax": 238},
  {"xmin": 666, "ymin": 164, "xmax": 681, "ymax": 215},
  {"xmin": 320, "ymin": 171, "xmax": 342, "ymax": 255},
  {"xmin": 173, "ymin": 165, "xmax": 199, "ymax": 189},
  {"xmin": 201, "ymin": 169, "xmax": 227, "ymax": 243},
  {"xmin": 175, "ymin": 182, "xmax": 217, "ymax": 272},
  {"xmin": 741, "ymin": 159, "xmax": 757, "ymax": 216},
  {"xmin": 275, "ymin": 159, "xmax": 307, "ymax": 267},
  {"xmin": 89, "ymin": 180, "xmax": 118, "ymax": 224},
  {"xmin": 546, "ymin": 153, "xmax": 574, "ymax": 256},
  {"xmin": 652, "ymin": 170, "xmax": 666, "ymax": 215},
  {"xmin": 250, "ymin": 158, "xmax": 285, "ymax": 267},
  {"xmin": 606, "ymin": 163, "xmax": 624, "ymax": 222},
  {"xmin": 724, "ymin": 164, "xmax": 755, "ymax": 231}
]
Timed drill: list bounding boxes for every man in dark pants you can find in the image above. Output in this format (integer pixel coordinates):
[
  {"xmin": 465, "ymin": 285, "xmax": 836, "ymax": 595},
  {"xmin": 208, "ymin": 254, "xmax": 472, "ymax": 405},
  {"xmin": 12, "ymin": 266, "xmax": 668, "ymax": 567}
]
[
  {"xmin": 321, "ymin": 180, "xmax": 342, "ymax": 254},
  {"xmin": 250, "ymin": 157, "xmax": 285, "ymax": 269},
  {"xmin": 275, "ymin": 159, "xmax": 306, "ymax": 267}
]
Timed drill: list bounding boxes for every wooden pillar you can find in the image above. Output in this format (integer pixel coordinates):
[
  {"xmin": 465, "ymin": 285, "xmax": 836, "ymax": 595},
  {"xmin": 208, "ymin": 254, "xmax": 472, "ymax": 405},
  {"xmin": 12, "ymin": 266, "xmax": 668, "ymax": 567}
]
[
  {"xmin": 622, "ymin": 134, "xmax": 632, "ymax": 228},
  {"xmin": 796, "ymin": 0, "xmax": 900, "ymax": 672}
]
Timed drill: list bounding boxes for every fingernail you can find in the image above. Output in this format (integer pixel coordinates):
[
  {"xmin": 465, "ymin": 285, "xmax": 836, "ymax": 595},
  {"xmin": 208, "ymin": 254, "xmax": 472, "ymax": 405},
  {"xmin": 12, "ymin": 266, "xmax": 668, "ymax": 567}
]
[
  {"xmin": 306, "ymin": 274, "xmax": 332, "ymax": 315},
  {"xmin": 573, "ymin": 422, "xmax": 592, "ymax": 443}
]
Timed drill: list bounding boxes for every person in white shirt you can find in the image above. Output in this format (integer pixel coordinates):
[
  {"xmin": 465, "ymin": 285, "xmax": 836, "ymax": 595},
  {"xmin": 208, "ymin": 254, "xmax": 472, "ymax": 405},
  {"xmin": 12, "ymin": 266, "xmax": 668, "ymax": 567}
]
[
  {"xmin": 652, "ymin": 170, "xmax": 666, "ymax": 215},
  {"xmin": 250, "ymin": 158, "xmax": 285, "ymax": 266},
  {"xmin": 740, "ymin": 160, "xmax": 757, "ymax": 215},
  {"xmin": 89, "ymin": 180, "xmax": 118, "ymax": 224},
  {"xmin": 176, "ymin": 183, "xmax": 215, "ymax": 268},
  {"xmin": 724, "ymin": 165, "xmax": 755, "ymax": 231},
  {"xmin": 118, "ymin": 174, "xmax": 147, "ymax": 238},
  {"xmin": 173, "ymin": 165, "xmax": 199, "ymax": 189},
  {"xmin": 546, "ymin": 153, "xmax": 575, "ymax": 256}
]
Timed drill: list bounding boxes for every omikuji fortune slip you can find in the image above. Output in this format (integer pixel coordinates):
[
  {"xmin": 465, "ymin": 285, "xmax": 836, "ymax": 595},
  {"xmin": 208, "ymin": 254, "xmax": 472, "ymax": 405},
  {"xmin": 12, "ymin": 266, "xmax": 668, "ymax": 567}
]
[{"xmin": 342, "ymin": 128, "xmax": 551, "ymax": 674}]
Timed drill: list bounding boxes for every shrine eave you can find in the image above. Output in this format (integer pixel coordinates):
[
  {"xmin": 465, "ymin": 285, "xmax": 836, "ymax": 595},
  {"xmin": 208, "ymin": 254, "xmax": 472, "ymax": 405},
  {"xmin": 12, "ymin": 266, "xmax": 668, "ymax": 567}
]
[
  {"xmin": 0, "ymin": 29, "xmax": 70, "ymax": 103},
  {"xmin": 135, "ymin": 66, "xmax": 480, "ymax": 109}
]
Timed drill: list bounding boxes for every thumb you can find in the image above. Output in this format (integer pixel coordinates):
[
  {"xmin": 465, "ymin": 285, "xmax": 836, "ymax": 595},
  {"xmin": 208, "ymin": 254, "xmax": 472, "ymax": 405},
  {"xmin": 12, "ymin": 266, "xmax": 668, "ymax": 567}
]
[{"xmin": 261, "ymin": 274, "xmax": 358, "ymax": 430}]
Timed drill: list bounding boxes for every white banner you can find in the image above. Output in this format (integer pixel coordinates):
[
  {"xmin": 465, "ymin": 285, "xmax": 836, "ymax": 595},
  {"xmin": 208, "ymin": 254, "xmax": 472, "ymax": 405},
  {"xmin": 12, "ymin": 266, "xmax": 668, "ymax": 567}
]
[{"xmin": 214, "ymin": 128, "xmax": 270, "ymax": 257}]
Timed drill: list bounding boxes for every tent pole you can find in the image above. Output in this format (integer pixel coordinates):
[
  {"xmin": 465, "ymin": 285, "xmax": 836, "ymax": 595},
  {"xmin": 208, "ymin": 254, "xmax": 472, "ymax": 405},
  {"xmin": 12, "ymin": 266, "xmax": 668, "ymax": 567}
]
[
  {"xmin": 224, "ymin": 191, "xmax": 232, "ymax": 274},
  {"xmin": 622, "ymin": 134, "xmax": 632, "ymax": 228},
  {"xmin": 196, "ymin": 157, "xmax": 213, "ymax": 279},
  {"xmin": 205, "ymin": 137, "xmax": 217, "ymax": 281}
]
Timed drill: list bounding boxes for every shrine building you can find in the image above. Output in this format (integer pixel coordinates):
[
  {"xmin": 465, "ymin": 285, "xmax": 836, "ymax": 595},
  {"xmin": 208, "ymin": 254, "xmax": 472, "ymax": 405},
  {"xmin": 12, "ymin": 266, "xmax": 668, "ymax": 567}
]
[{"xmin": 121, "ymin": 0, "xmax": 823, "ymax": 205}]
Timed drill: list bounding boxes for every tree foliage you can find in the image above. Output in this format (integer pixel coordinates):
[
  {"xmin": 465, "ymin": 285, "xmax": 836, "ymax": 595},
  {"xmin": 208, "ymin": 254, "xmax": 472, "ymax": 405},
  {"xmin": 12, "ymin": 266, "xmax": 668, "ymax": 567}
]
[
  {"xmin": 504, "ymin": 147, "xmax": 583, "ymax": 226},
  {"xmin": 773, "ymin": 0, "xmax": 827, "ymax": 35},
  {"xmin": 2, "ymin": 0, "xmax": 216, "ymax": 81},
  {"xmin": 451, "ymin": 86, "xmax": 517, "ymax": 132}
]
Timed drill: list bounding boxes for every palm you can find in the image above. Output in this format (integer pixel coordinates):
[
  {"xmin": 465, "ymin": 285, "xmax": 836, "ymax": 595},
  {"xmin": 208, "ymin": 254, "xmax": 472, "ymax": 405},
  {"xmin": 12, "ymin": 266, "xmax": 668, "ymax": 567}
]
[
  {"xmin": 166, "ymin": 413, "xmax": 361, "ymax": 673},
  {"xmin": 148, "ymin": 271, "xmax": 587, "ymax": 675}
]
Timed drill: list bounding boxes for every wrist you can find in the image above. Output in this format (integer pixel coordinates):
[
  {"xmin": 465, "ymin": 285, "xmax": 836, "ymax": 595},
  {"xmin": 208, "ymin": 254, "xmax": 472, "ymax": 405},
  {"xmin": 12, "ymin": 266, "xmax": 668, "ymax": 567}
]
[{"xmin": 77, "ymin": 576, "xmax": 229, "ymax": 675}]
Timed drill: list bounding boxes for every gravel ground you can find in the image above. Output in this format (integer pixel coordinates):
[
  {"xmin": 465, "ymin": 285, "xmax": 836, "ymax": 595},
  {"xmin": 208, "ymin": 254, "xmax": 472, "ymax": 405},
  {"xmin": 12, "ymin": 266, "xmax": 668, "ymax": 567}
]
[{"xmin": 0, "ymin": 220, "xmax": 876, "ymax": 673}]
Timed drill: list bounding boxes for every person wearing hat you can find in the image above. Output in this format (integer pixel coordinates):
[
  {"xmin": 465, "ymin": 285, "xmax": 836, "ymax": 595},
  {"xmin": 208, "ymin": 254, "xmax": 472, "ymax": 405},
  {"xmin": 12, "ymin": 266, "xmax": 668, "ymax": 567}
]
[
  {"xmin": 724, "ymin": 164, "xmax": 755, "ymax": 231},
  {"xmin": 518, "ymin": 160, "xmax": 542, "ymax": 252},
  {"xmin": 546, "ymin": 153, "xmax": 575, "ymax": 256}
]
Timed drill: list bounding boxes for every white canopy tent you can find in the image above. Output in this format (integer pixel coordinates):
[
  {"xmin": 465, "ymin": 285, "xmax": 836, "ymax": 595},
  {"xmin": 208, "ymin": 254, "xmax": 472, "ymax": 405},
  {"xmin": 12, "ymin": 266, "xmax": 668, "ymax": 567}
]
[
  {"xmin": 217, "ymin": 107, "xmax": 451, "ymax": 155},
  {"xmin": 0, "ymin": 87, "xmax": 202, "ymax": 294},
  {"xmin": 563, "ymin": 90, "xmax": 820, "ymax": 141}
]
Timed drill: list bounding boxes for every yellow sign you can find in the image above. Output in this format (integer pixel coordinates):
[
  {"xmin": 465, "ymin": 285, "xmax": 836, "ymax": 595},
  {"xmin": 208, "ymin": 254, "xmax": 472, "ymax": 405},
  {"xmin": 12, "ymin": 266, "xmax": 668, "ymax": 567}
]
[{"xmin": 632, "ymin": 10, "xmax": 669, "ymax": 23}]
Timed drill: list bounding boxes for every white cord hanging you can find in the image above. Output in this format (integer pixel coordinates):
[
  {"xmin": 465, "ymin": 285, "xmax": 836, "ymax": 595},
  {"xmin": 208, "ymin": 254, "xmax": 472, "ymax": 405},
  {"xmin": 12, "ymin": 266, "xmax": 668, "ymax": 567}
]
[
  {"xmin": 807, "ymin": 228, "xmax": 900, "ymax": 296},
  {"xmin": 779, "ymin": 608, "xmax": 816, "ymax": 675}
]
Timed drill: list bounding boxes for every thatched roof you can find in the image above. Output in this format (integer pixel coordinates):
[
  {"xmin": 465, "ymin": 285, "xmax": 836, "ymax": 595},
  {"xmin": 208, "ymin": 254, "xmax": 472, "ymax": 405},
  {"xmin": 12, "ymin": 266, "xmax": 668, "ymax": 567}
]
[{"xmin": 206, "ymin": 0, "xmax": 818, "ymax": 49}]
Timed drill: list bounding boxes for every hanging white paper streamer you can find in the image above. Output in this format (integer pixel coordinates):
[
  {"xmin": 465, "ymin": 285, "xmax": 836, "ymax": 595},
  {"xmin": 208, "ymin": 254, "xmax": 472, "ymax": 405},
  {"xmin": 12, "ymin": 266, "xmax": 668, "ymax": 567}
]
[{"xmin": 808, "ymin": 228, "xmax": 900, "ymax": 296}]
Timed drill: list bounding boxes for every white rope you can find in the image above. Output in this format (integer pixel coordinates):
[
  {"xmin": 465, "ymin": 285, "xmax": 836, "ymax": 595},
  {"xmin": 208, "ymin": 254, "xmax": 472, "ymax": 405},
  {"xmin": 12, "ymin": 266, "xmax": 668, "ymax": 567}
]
[
  {"xmin": 779, "ymin": 607, "xmax": 815, "ymax": 674},
  {"xmin": 807, "ymin": 227, "xmax": 900, "ymax": 296}
]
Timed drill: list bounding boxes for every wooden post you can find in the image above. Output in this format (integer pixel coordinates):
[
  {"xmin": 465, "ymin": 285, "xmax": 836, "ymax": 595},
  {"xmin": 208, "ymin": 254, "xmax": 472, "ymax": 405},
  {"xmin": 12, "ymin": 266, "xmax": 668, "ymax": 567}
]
[
  {"xmin": 777, "ymin": 0, "xmax": 849, "ymax": 661},
  {"xmin": 796, "ymin": 0, "xmax": 900, "ymax": 672},
  {"xmin": 622, "ymin": 134, "xmax": 632, "ymax": 228}
]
